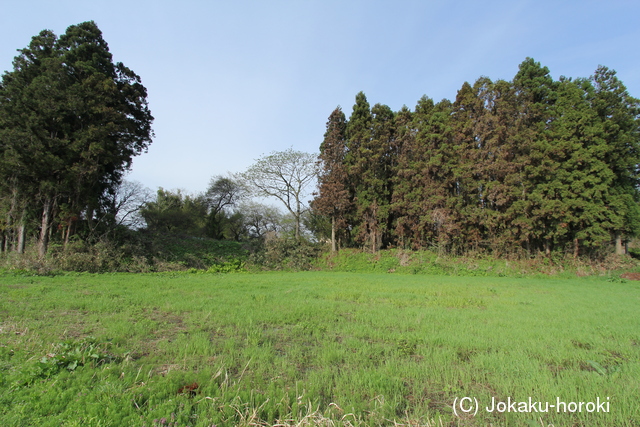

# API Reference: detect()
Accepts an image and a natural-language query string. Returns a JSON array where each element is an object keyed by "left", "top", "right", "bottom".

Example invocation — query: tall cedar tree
[
  {"left": 530, "top": 77, "right": 615, "bottom": 256},
  {"left": 368, "top": 103, "right": 397, "bottom": 250},
  {"left": 591, "top": 66, "right": 640, "bottom": 253},
  {"left": 344, "top": 94, "right": 399, "bottom": 251},
  {"left": 312, "top": 107, "right": 350, "bottom": 252},
  {"left": 392, "top": 97, "right": 455, "bottom": 250},
  {"left": 344, "top": 92, "right": 373, "bottom": 249},
  {"left": 513, "top": 58, "right": 558, "bottom": 254},
  {"left": 0, "top": 22, "right": 153, "bottom": 256},
  {"left": 449, "top": 80, "right": 488, "bottom": 252},
  {"left": 328, "top": 60, "right": 638, "bottom": 256},
  {"left": 391, "top": 104, "right": 418, "bottom": 248}
]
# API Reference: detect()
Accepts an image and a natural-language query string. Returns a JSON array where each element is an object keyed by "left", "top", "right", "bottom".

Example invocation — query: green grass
[{"left": 1, "top": 271, "right": 639, "bottom": 426}]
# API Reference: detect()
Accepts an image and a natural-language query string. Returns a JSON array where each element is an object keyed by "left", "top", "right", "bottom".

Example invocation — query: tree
[
  {"left": 140, "top": 188, "right": 207, "bottom": 236},
  {"left": 108, "top": 180, "right": 153, "bottom": 230},
  {"left": 449, "top": 80, "right": 488, "bottom": 252},
  {"left": 529, "top": 77, "right": 615, "bottom": 256},
  {"left": 512, "top": 58, "right": 558, "bottom": 254},
  {"left": 392, "top": 97, "right": 455, "bottom": 250},
  {"left": 312, "top": 107, "right": 350, "bottom": 251},
  {"left": 365, "top": 103, "right": 398, "bottom": 250},
  {"left": 344, "top": 92, "right": 374, "bottom": 249},
  {"left": 240, "top": 148, "right": 317, "bottom": 240},
  {"left": 0, "top": 22, "right": 153, "bottom": 256},
  {"left": 314, "top": 58, "right": 639, "bottom": 258},
  {"left": 238, "top": 202, "right": 284, "bottom": 239},
  {"left": 204, "top": 175, "right": 247, "bottom": 239},
  {"left": 590, "top": 66, "right": 640, "bottom": 253}
]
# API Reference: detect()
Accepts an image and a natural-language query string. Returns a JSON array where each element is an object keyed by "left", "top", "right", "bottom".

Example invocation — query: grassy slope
[{"left": 0, "top": 272, "right": 639, "bottom": 426}]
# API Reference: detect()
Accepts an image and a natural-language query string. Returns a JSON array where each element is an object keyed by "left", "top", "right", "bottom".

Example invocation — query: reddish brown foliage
[{"left": 177, "top": 382, "right": 199, "bottom": 396}]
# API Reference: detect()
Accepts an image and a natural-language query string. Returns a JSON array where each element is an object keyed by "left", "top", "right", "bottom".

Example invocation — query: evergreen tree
[
  {"left": 0, "top": 22, "right": 153, "bottom": 255},
  {"left": 591, "top": 66, "right": 640, "bottom": 253},
  {"left": 512, "top": 58, "right": 558, "bottom": 254},
  {"left": 392, "top": 97, "right": 454, "bottom": 250},
  {"left": 367, "top": 103, "right": 397, "bottom": 250},
  {"left": 449, "top": 80, "right": 488, "bottom": 252},
  {"left": 140, "top": 188, "right": 208, "bottom": 236},
  {"left": 312, "top": 107, "right": 350, "bottom": 251},
  {"left": 344, "top": 92, "right": 373, "bottom": 249},
  {"left": 391, "top": 104, "right": 418, "bottom": 247},
  {"left": 528, "top": 78, "right": 616, "bottom": 256},
  {"left": 320, "top": 58, "right": 638, "bottom": 258}
]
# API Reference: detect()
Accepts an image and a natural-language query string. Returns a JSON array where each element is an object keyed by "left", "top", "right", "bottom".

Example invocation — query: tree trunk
[
  {"left": 331, "top": 216, "right": 336, "bottom": 252},
  {"left": 370, "top": 221, "right": 377, "bottom": 253},
  {"left": 64, "top": 216, "right": 75, "bottom": 248},
  {"left": 294, "top": 207, "right": 301, "bottom": 241},
  {"left": 5, "top": 204, "right": 14, "bottom": 252},
  {"left": 573, "top": 238, "right": 579, "bottom": 259},
  {"left": 17, "top": 210, "right": 26, "bottom": 254},
  {"left": 85, "top": 206, "right": 95, "bottom": 239},
  {"left": 38, "top": 197, "right": 53, "bottom": 258},
  {"left": 3, "top": 228, "right": 9, "bottom": 253},
  {"left": 615, "top": 233, "right": 624, "bottom": 255}
]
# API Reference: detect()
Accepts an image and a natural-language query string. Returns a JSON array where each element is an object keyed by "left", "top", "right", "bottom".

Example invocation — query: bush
[
  {"left": 48, "top": 241, "right": 127, "bottom": 273},
  {"left": 249, "top": 238, "right": 323, "bottom": 271}
]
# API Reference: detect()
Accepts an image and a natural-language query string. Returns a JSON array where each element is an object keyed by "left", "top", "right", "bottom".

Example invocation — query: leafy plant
[
  {"left": 586, "top": 360, "right": 620, "bottom": 376},
  {"left": 20, "top": 337, "right": 124, "bottom": 385}
]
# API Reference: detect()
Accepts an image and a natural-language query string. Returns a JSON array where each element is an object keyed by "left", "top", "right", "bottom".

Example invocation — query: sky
[{"left": 1, "top": 0, "right": 639, "bottom": 196}]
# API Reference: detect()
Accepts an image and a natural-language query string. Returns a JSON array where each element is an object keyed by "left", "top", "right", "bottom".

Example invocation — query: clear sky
[{"left": 1, "top": 0, "right": 639, "bottom": 195}]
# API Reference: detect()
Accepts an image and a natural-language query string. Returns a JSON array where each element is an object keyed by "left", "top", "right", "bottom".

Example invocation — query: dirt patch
[
  {"left": 145, "top": 308, "right": 184, "bottom": 325},
  {"left": 620, "top": 272, "right": 640, "bottom": 280},
  {"left": 571, "top": 340, "right": 592, "bottom": 350},
  {"left": 579, "top": 361, "right": 599, "bottom": 372}
]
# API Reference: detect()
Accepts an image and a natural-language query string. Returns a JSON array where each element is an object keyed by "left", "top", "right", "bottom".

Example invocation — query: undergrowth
[
  {"left": 1, "top": 234, "right": 638, "bottom": 278},
  {"left": 315, "top": 248, "right": 640, "bottom": 278}
]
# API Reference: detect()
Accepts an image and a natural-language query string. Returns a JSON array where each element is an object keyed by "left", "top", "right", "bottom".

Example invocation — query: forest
[
  {"left": 315, "top": 58, "right": 640, "bottom": 258},
  {"left": 1, "top": 22, "right": 640, "bottom": 271}
]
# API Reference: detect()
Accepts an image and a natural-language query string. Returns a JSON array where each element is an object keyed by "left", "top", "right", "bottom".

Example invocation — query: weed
[{"left": 17, "top": 337, "right": 125, "bottom": 386}]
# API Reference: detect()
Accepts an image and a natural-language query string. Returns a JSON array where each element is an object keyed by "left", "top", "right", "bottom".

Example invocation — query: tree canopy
[
  {"left": 240, "top": 148, "right": 317, "bottom": 240},
  {"left": 313, "top": 58, "right": 640, "bottom": 256},
  {"left": 0, "top": 21, "right": 153, "bottom": 255}
]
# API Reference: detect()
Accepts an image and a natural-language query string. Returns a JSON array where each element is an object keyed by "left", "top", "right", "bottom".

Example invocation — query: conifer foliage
[
  {"left": 313, "top": 58, "right": 640, "bottom": 256},
  {"left": 0, "top": 22, "right": 153, "bottom": 255},
  {"left": 312, "top": 107, "right": 350, "bottom": 252}
]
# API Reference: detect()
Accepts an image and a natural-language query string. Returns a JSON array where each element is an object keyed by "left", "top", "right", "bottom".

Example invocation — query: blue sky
[{"left": 1, "top": 0, "right": 639, "bottom": 195}]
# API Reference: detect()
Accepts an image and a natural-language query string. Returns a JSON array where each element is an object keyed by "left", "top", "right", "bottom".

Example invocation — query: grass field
[{"left": 0, "top": 271, "right": 639, "bottom": 426}]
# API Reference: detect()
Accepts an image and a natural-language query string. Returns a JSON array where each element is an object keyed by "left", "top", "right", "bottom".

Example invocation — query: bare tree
[
  {"left": 240, "top": 149, "right": 317, "bottom": 240},
  {"left": 239, "top": 202, "right": 283, "bottom": 239},
  {"left": 111, "top": 180, "right": 153, "bottom": 229}
]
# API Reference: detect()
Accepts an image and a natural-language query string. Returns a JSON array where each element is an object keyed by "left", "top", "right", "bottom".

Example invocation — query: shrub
[{"left": 249, "top": 238, "right": 323, "bottom": 271}]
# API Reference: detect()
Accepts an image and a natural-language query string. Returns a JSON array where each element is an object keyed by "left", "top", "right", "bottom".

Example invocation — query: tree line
[
  {"left": 1, "top": 19, "right": 321, "bottom": 258},
  {"left": 0, "top": 22, "right": 153, "bottom": 256},
  {"left": 2, "top": 24, "right": 638, "bottom": 262},
  {"left": 312, "top": 58, "right": 640, "bottom": 257}
]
